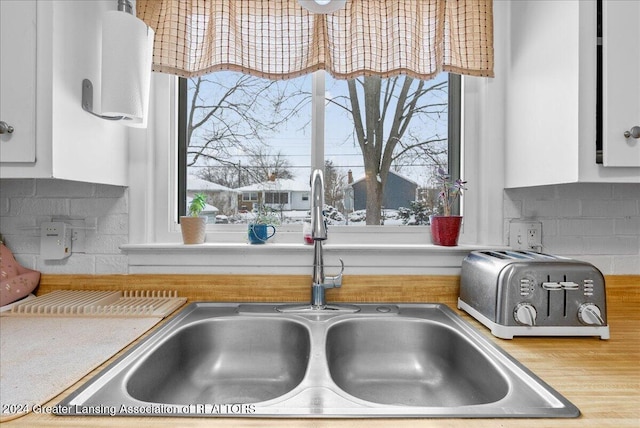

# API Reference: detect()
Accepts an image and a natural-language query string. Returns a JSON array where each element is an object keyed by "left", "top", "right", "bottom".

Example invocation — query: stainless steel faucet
[
  {"left": 277, "top": 169, "right": 356, "bottom": 313},
  {"left": 310, "top": 169, "right": 344, "bottom": 309}
]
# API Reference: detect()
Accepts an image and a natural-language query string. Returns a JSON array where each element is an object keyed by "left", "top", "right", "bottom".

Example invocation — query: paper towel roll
[{"left": 101, "top": 11, "right": 154, "bottom": 127}]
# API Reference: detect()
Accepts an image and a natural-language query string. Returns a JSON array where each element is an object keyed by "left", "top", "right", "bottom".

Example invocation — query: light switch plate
[{"left": 509, "top": 221, "right": 542, "bottom": 251}]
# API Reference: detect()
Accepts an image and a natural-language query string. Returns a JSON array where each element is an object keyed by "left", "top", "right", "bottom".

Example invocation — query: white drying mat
[{"left": 0, "top": 316, "right": 161, "bottom": 421}]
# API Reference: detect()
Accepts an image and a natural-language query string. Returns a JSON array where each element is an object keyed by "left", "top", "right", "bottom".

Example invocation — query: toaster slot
[{"left": 545, "top": 275, "right": 566, "bottom": 320}]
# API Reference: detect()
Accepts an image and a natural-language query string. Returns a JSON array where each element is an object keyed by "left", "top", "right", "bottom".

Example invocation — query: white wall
[
  {"left": 505, "top": 183, "right": 640, "bottom": 274},
  {"left": 1, "top": 179, "right": 638, "bottom": 275},
  {"left": 0, "top": 0, "right": 637, "bottom": 276},
  {"left": 0, "top": 179, "right": 129, "bottom": 273}
]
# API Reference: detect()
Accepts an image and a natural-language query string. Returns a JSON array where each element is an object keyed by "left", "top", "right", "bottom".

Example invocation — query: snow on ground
[{"left": 228, "top": 207, "right": 407, "bottom": 226}]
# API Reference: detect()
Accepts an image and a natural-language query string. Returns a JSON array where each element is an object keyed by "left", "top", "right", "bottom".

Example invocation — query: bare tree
[
  {"left": 187, "top": 71, "right": 447, "bottom": 226},
  {"left": 197, "top": 147, "right": 295, "bottom": 188},
  {"left": 245, "top": 147, "right": 295, "bottom": 183},
  {"left": 197, "top": 165, "right": 248, "bottom": 189},
  {"left": 329, "top": 76, "right": 448, "bottom": 225},
  {"left": 324, "top": 160, "right": 346, "bottom": 210},
  {"left": 186, "top": 74, "right": 308, "bottom": 171}
]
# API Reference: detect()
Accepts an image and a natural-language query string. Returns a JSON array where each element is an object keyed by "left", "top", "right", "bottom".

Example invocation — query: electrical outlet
[
  {"left": 527, "top": 227, "right": 539, "bottom": 248},
  {"left": 509, "top": 221, "right": 542, "bottom": 251}
]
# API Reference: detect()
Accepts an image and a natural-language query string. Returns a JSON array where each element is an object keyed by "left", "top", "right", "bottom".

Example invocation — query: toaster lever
[
  {"left": 560, "top": 281, "right": 579, "bottom": 290},
  {"left": 543, "top": 281, "right": 580, "bottom": 290},
  {"left": 542, "top": 281, "right": 562, "bottom": 290}
]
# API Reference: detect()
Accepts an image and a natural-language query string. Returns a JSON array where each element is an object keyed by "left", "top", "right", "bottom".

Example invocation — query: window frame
[
  {"left": 123, "top": 71, "right": 507, "bottom": 274},
  {"left": 177, "top": 71, "right": 462, "bottom": 231},
  {"left": 264, "top": 192, "right": 289, "bottom": 205},
  {"left": 242, "top": 192, "right": 259, "bottom": 202}
]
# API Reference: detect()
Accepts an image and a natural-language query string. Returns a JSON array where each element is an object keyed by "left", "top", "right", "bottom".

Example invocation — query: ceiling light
[{"left": 298, "top": 0, "right": 346, "bottom": 14}]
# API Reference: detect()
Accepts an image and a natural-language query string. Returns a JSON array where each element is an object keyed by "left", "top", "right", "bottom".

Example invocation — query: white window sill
[{"left": 120, "top": 242, "right": 508, "bottom": 275}]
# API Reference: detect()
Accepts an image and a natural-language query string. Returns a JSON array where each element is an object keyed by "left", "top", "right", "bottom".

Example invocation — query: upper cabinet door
[
  {"left": 0, "top": 0, "right": 37, "bottom": 163},
  {"left": 602, "top": 0, "right": 640, "bottom": 167}
]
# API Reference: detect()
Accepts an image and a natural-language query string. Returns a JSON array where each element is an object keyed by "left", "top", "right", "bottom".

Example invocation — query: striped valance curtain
[{"left": 137, "top": 0, "right": 494, "bottom": 80}]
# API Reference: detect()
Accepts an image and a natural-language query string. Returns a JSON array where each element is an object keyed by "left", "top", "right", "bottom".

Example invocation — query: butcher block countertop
[{"left": 3, "top": 274, "right": 639, "bottom": 428}]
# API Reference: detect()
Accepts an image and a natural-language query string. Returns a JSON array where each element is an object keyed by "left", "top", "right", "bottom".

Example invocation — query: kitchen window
[
  {"left": 124, "top": 68, "right": 503, "bottom": 274},
  {"left": 178, "top": 70, "right": 461, "bottom": 235},
  {"left": 124, "top": 0, "right": 501, "bottom": 273}
]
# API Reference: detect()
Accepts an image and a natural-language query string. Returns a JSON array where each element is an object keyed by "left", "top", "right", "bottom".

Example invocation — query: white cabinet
[
  {"left": 602, "top": 0, "right": 640, "bottom": 167},
  {"left": 0, "top": 0, "right": 37, "bottom": 162},
  {"left": 0, "top": 1, "right": 129, "bottom": 186},
  {"left": 503, "top": 0, "right": 639, "bottom": 187}
]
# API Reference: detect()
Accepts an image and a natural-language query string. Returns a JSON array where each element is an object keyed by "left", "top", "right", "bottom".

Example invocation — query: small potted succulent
[
  {"left": 430, "top": 168, "right": 467, "bottom": 246},
  {"left": 180, "top": 193, "right": 207, "bottom": 244}
]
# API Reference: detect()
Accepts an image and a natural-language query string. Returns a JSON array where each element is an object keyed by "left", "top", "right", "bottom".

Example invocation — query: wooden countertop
[{"left": 3, "top": 274, "right": 639, "bottom": 427}]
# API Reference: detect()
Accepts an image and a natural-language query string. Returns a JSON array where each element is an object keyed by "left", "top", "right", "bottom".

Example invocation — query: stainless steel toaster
[{"left": 458, "top": 250, "right": 609, "bottom": 339}]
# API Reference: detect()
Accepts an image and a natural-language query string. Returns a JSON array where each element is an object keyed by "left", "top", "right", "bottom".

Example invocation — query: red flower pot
[{"left": 429, "top": 215, "right": 463, "bottom": 246}]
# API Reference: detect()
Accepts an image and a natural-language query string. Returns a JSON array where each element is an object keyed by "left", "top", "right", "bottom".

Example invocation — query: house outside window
[
  {"left": 181, "top": 71, "right": 460, "bottom": 228},
  {"left": 242, "top": 192, "right": 258, "bottom": 202},
  {"left": 264, "top": 192, "right": 289, "bottom": 205}
]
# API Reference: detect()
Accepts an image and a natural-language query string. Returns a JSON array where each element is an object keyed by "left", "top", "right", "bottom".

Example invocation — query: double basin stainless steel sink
[{"left": 57, "top": 303, "right": 579, "bottom": 418}]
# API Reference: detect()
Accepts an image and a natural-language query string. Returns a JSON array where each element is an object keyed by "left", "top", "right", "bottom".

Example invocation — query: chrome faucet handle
[{"left": 324, "top": 259, "right": 344, "bottom": 288}]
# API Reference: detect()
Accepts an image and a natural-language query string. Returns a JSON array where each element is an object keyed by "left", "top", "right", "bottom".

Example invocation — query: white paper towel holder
[
  {"left": 81, "top": 0, "right": 153, "bottom": 126},
  {"left": 82, "top": 79, "right": 127, "bottom": 121}
]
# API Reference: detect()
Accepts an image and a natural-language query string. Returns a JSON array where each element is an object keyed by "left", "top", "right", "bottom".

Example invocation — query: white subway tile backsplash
[
  {"left": 583, "top": 236, "right": 638, "bottom": 255},
  {"left": 0, "top": 197, "right": 8, "bottom": 216},
  {"left": 505, "top": 183, "right": 640, "bottom": 274},
  {"left": 542, "top": 235, "right": 585, "bottom": 254},
  {"left": 581, "top": 200, "right": 638, "bottom": 218},
  {"left": 615, "top": 217, "right": 640, "bottom": 235},
  {"left": 97, "top": 214, "right": 128, "bottom": 235},
  {"left": 558, "top": 218, "right": 614, "bottom": 236},
  {"left": 70, "top": 197, "right": 127, "bottom": 217},
  {"left": 96, "top": 255, "right": 129, "bottom": 274},
  {"left": 0, "top": 178, "right": 128, "bottom": 274},
  {"left": 2, "top": 235, "right": 40, "bottom": 254},
  {"left": 38, "top": 254, "right": 96, "bottom": 274},
  {"left": 2, "top": 179, "right": 638, "bottom": 276},
  {"left": 503, "top": 196, "right": 522, "bottom": 218},
  {"left": 523, "top": 198, "right": 581, "bottom": 218},
  {"left": 10, "top": 198, "right": 70, "bottom": 217},
  {"left": 540, "top": 219, "right": 558, "bottom": 237},
  {"left": 0, "top": 215, "right": 36, "bottom": 235},
  {"left": 85, "top": 234, "right": 128, "bottom": 254},
  {"left": 612, "top": 255, "right": 640, "bottom": 273}
]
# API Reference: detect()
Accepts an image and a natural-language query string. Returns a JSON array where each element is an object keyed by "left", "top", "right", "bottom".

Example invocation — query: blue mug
[{"left": 248, "top": 224, "right": 276, "bottom": 244}]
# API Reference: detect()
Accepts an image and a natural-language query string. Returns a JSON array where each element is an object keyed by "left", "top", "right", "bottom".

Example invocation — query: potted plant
[
  {"left": 430, "top": 168, "right": 467, "bottom": 246},
  {"left": 180, "top": 193, "right": 207, "bottom": 244},
  {"left": 247, "top": 205, "right": 280, "bottom": 244}
]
